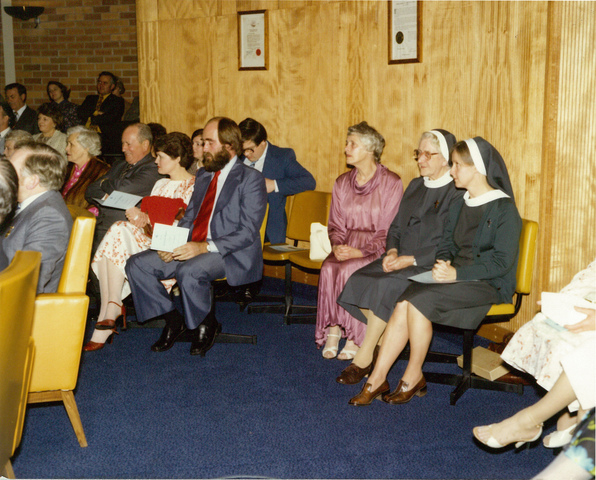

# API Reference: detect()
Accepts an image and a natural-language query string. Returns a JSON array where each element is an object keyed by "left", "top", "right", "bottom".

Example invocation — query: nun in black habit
[
  {"left": 348, "top": 136, "right": 522, "bottom": 406},
  {"left": 335, "top": 129, "right": 463, "bottom": 385}
]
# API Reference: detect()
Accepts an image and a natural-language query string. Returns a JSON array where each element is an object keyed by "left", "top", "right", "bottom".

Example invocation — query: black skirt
[
  {"left": 337, "top": 257, "right": 428, "bottom": 323},
  {"left": 399, "top": 280, "right": 499, "bottom": 329}
]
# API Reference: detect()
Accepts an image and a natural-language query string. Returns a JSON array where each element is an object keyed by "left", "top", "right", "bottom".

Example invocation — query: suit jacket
[
  {"left": 14, "top": 106, "right": 40, "bottom": 135},
  {"left": 85, "top": 153, "right": 163, "bottom": 249},
  {"left": 0, "top": 190, "right": 72, "bottom": 293},
  {"left": 260, "top": 143, "right": 315, "bottom": 244},
  {"left": 179, "top": 159, "right": 267, "bottom": 285},
  {"left": 78, "top": 93, "right": 125, "bottom": 155}
]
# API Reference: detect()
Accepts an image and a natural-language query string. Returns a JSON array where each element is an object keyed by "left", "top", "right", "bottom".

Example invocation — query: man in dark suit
[
  {"left": 86, "top": 123, "right": 163, "bottom": 252},
  {"left": 239, "top": 118, "right": 315, "bottom": 244},
  {"left": 78, "top": 71, "right": 125, "bottom": 156},
  {"left": 126, "top": 117, "right": 267, "bottom": 356},
  {"left": 4, "top": 83, "right": 39, "bottom": 135},
  {"left": 0, "top": 143, "right": 72, "bottom": 293}
]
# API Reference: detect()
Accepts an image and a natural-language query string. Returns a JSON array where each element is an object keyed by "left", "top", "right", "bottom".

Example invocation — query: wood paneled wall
[{"left": 136, "top": 0, "right": 595, "bottom": 331}]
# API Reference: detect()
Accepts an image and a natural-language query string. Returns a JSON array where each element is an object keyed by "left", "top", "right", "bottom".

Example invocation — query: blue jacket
[{"left": 260, "top": 143, "right": 315, "bottom": 243}]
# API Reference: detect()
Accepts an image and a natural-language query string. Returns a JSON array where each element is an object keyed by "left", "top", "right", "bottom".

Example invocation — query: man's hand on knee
[
  {"left": 158, "top": 250, "right": 174, "bottom": 263},
  {"left": 172, "top": 241, "right": 208, "bottom": 261}
]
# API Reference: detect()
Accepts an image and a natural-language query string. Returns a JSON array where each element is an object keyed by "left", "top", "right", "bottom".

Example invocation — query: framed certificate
[
  {"left": 388, "top": 1, "right": 422, "bottom": 64},
  {"left": 238, "top": 10, "right": 268, "bottom": 70}
]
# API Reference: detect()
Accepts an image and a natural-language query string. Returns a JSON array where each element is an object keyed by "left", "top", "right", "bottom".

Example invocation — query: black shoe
[
  {"left": 190, "top": 321, "right": 222, "bottom": 356},
  {"left": 151, "top": 310, "right": 186, "bottom": 352}
]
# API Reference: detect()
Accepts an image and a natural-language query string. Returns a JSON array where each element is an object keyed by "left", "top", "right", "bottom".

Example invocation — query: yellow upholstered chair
[
  {"left": 27, "top": 215, "right": 96, "bottom": 447},
  {"left": 67, "top": 204, "right": 96, "bottom": 219},
  {"left": 422, "top": 219, "right": 539, "bottom": 405},
  {"left": 247, "top": 191, "right": 332, "bottom": 323},
  {"left": 0, "top": 251, "right": 41, "bottom": 479}
]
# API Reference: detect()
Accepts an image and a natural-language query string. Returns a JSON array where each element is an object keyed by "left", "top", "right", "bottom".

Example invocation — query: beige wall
[{"left": 136, "top": 0, "right": 595, "bottom": 331}]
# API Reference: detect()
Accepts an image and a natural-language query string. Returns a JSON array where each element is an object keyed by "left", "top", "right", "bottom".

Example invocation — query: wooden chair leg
[
  {"left": 61, "top": 391, "right": 88, "bottom": 448},
  {"left": 2, "top": 459, "right": 15, "bottom": 479}
]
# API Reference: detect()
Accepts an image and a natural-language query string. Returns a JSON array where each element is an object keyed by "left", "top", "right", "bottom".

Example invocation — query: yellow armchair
[
  {"left": 0, "top": 251, "right": 41, "bottom": 479},
  {"left": 27, "top": 215, "right": 96, "bottom": 448}
]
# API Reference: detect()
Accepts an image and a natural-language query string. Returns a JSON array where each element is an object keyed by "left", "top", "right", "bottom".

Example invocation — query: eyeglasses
[
  {"left": 413, "top": 149, "right": 440, "bottom": 161},
  {"left": 243, "top": 148, "right": 255, "bottom": 156}
]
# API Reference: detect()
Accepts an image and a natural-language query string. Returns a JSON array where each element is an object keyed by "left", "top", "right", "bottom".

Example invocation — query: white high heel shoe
[
  {"left": 543, "top": 423, "right": 576, "bottom": 448},
  {"left": 473, "top": 423, "right": 543, "bottom": 449},
  {"left": 322, "top": 333, "right": 341, "bottom": 359}
]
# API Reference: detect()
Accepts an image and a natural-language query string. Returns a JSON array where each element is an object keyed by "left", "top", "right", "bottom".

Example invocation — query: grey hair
[
  {"left": 419, "top": 131, "right": 443, "bottom": 157},
  {"left": 67, "top": 126, "right": 101, "bottom": 157},
  {"left": 347, "top": 121, "right": 385, "bottom": 163},
  {"left": 129, "top": 123, "right": 153, "bottom": 145},
  {"left": 16, "top": 143, "right": 68, "bottom": 191},
  {"left": 5, "top": 129, "right": 33, "bottom": 145}
]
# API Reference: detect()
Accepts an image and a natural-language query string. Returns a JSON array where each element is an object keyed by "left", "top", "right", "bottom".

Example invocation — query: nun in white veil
[{"left": 347, "top": 136, "right": 522, "bottom": 406}]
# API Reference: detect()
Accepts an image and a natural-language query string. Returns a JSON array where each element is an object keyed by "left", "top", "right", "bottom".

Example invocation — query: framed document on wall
[
  {"left": 388, "top": 1, "right": 422, "bottom": 64},
  {"left": 238, "top": 10, "right": 268, "bottom": 70}
]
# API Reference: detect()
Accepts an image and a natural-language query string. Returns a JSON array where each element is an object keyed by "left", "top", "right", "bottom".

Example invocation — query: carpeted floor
[{"left": 12, "top": 278, "right": 557, "bottom": 479}]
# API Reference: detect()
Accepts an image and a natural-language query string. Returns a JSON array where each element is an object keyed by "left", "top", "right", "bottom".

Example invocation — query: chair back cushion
[
  {"left": 516, "top": 219, "right": 538, "bottom": 295},
  {"left": 58, "top": 216, "right": 96, "bottom": 294},
  {"left": 0, "top": 251, "right": 41, "bottom": 459},
  {"left": 286, "top": 191, "right": 332, "bottom": 242}
]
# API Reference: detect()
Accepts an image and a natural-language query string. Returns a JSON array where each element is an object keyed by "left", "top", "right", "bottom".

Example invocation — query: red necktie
[{"left": 191, "top": 171, "right": 220, "bottom": 242}]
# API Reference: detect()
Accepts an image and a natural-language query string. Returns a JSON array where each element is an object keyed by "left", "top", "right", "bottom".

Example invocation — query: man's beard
[{"left": 203, "top": 148, "right": 231, "bottom": 172}]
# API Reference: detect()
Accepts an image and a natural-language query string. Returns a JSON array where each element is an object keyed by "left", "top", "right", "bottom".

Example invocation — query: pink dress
[
  {"left": 91, "top": 177, "right": 195, "bottom": 300},
  {"left": 315, "top": 164, "right": 403, "bottom": 348}
]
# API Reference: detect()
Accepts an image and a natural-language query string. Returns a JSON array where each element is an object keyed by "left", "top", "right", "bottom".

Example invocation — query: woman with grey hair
[
  {"left": 316, "top": 122, "right": 403, "bottom": 360},
  {"left": 61, "top": 126, "right": 110, "bottom": 215},
  {"left": 3, "top": 130, "right": 33, "bottom": 160}
]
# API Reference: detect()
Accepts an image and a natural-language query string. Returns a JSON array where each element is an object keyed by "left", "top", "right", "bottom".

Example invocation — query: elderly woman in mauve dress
[
  {"left": 84, "top": 132, "right": 196, "bottom": 352},
  {"left": 316, "top": 122, "right": 403, "bottom": 361},
  {"left": 335, "top": 130, "right": 463, "bottom": 385}
]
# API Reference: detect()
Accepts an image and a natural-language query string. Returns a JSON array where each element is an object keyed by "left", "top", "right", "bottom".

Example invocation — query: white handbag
[{"left": 309, "top": 222, "right": 332, "bottom": 261}]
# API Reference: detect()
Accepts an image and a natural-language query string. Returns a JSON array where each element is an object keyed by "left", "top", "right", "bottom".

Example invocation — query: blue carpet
[{"left": 13, "top": 278, "right": 557, "bottom": 479}]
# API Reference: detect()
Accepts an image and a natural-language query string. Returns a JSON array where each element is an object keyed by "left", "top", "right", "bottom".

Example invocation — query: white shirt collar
[
  {"left": 0, "top": 127, "right": 10, "bottom": 138},
  {"left": 14, "top": 105, "right": 27, "bottom": 119},
  {"left": 464, "top": 189, "right": 510, "bottom": 207},
  {"left": 423, "top": 169, "right": 453, "bottom": 189},
  {"left": 17, "top": 190, "right": 48, "bottom": 214}
]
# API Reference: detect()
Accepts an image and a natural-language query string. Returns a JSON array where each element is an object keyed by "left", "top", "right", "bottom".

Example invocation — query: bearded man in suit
[
  {"left": 0, "top": 142, "right": 72, "bottom": 293},
  {"left": 126, "top": 117, "right": 267, "bottom": 357}
]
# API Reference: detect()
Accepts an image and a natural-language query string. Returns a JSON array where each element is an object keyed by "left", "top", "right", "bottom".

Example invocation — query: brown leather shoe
[
  {"left": 336, "top": 345, "right": 380, "bottom": 385},
  {"left": 348, "top": 380, "right": 390, "bottom": 406},
  {"left": 382, "top": 376, "right": 427, "bottom": 404}
]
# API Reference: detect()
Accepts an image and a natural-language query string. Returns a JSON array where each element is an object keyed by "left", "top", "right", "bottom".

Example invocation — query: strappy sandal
[{"left": 322, "top": 333, "right": 341, "bottom": 359}]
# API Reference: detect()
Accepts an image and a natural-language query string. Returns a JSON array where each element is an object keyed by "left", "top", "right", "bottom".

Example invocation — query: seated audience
[
  {"left": 125, "top": 117, "right": 267, "bottom": 357},
  {"left": 473, "top": 326, "right": 594, "bottom": 457},
  {"left": 61, "top": 126, "right": 110, "bottom": 216},
  {"left": 3, "top": 130, "right": 32, "bottom": 160},
  {"left": 85, "top": 123, "right": 163, "bottom": 253},
  {"left": 47, "top": 81, "right": 80, "bottom": 130},
  {"left": 188, "top": 128, "right": 204, "bottom": 175},
  {"left": 0, "top": 158, "right": 18, "bottom": 231},
  {"left": 0, "top": 100, "right": 16, "bottom": 155},
  {"left": 34, "top": 103, "right": 67, "bottom": 159},
  {"left": 348, "top": 137, "right": 521, "bottom": 406},
  {"left": 0, "top": 142, "right": 72, "bottom": 293},
  {"left": 499, "top": 259, "right": 596, "bottom": 447},
  {"left": 4, "top": 82, "right": 39, "bottom": 135},
  {"left": 84, "top": 132, "right": 196, "bottom": 351},
  {"left": 78, "top": 71, "right": 125, "bottom": 155},
  {"left": 317, "top": 122, "right": 403, "bottom": 360},
  {"left": 239, "top": 117, "right": 316, "bottom": 244},
  {"left": 335, "top": 130, "right": 462, "bottom": 383}
]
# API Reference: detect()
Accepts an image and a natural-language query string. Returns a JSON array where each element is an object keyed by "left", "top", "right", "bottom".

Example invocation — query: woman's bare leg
[
  {"left": 350, "top": 309, "right": 386, "bottom": 368},
  {"left": 474, "top": 372, "right": 577, "bottom": 447},
  {"left": 365, "top": 301, "right": 411, "bottom": 390},
  {"left": 400, "top": 302, "right": 433, "bottom": 386},
  {"left": 89, "top": 258, "right": 126, "bottom": 344}
]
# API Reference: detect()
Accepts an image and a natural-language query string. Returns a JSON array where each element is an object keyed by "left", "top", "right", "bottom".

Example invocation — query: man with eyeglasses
[{"left": 239, "top": 118, "right": 315, "bottom": 244}]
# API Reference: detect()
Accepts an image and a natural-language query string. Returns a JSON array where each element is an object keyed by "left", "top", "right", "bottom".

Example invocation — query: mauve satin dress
[{"left": 315, "top": 164, "right": 403, "bottom": 348}]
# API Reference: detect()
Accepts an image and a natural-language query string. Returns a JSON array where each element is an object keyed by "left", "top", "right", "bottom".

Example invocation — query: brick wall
[{"left": 0, "top": 0, "right": 138, "bottom": 111}]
